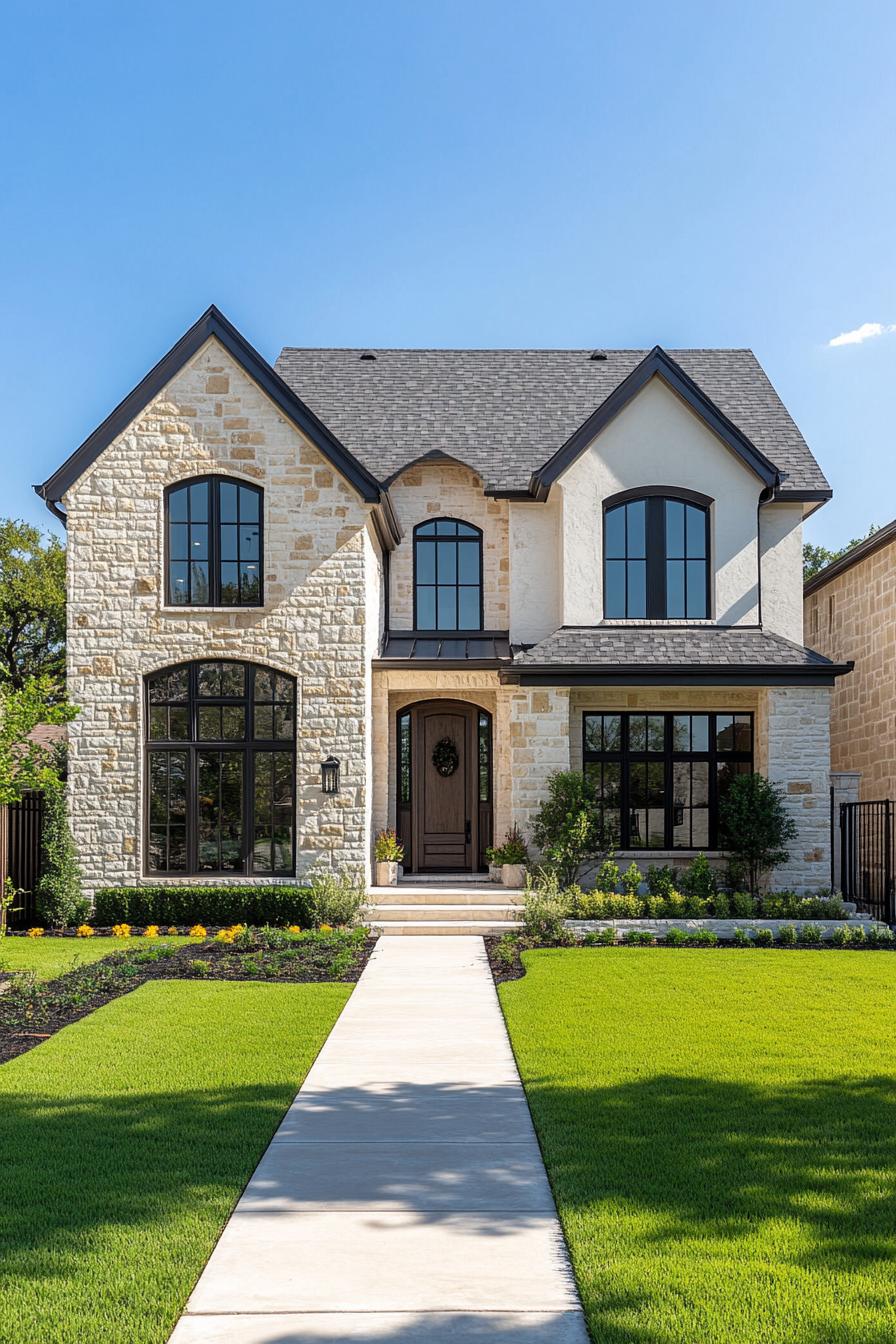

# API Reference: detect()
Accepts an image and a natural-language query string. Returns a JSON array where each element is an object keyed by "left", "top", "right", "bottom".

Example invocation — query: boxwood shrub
[{"left": 93, "top": 885, "right": 314, "bottom": 928}]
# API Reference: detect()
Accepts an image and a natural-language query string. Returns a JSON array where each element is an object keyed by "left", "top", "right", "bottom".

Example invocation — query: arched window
[
  {"left": 413, "top": 519, "right": 483, "bottom": 631},
  {"left": 604, "top": 491, "right": 710, "bottom": 619},
  {"left": 165, "top": 477, "right": 263, "bottom": 607},
  {"left": 145, "top": 660, "right": 295, "bottom": 875}
]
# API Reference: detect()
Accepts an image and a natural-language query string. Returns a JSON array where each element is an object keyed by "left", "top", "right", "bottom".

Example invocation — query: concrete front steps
[{"left": 367, "top": 879, "right": 525, "bottom": 936}]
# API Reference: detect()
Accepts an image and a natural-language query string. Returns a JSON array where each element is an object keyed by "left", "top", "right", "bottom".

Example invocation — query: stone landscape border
[{"left": 566, "top": 916, "right": 887, "bottom": 941}]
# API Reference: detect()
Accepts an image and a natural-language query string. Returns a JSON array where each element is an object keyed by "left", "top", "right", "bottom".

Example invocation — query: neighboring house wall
[
  {"left": 64, "top": 336, "right": 379, "bottom": 891},
  {"left": 387, "top": 462, "right": 509, "bottom": 628},
  {"left": 556, "top": 376, "right": 763, "bottom": 627},
  {"left": 805, "top": 534, "right": 896, "bottom": 801}
]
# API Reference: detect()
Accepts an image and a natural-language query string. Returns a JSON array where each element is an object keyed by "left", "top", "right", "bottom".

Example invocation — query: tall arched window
[
  {"left": 604, "top": 491, "right": 711, "bottom": 619},
  {"left": 166, "top": 476, "right": 263, "bottom": 607},
  {"left": 145, "top": 660, "right": 295, "bottom": 875},
  {"left": 413, "top": 519, "right": 483, "bottom": 630}
]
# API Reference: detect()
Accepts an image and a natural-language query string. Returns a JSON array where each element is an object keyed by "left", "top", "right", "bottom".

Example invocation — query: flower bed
[{"left": 0, "top": 926, "right": 375, "bottom": 1065}]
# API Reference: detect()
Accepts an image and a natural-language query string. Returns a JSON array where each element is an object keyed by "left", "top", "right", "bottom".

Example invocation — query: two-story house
[{"left": 36, "top": 307, "right": 850, "bottom": 896}]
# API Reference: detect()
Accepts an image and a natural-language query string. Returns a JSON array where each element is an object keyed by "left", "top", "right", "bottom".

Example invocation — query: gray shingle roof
[
  {"left": 274, "top": 347, "right": 830, "bottom": 496},
  {"left": 512, "top": 626, "right": 844, "bottom": 671}
]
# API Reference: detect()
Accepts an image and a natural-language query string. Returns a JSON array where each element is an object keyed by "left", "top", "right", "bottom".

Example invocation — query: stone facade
[
  {"left": 388, "top": 463, "right": 509, "bottom": 628},
  {"left": 805, "top": 531, "right": 896, "bottom": 801},
  {"left": 762, "top": 686, "right": 831, "bottom": 890},
  {"left": 64, "top": 337, "right": 379, "bottom": 891}
]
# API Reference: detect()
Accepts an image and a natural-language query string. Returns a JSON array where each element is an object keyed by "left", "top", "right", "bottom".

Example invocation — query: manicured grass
[
  {"left": 500, "top": 950, "right": 896, "bottom": 1344},
  {"left": 0, "top": 936, "right": 190, "bottom": 979},
  {"left": 0, "top": 979, "right": 350, "bottom": 1343}
]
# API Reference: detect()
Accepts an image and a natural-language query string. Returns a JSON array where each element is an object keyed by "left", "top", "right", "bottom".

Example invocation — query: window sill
[{"left": 160, "top": 605, "right": 266, "bottom": 615}]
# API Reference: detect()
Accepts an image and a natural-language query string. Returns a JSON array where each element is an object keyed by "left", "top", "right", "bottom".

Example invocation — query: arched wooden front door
[{"left": 397, "top": 700, "right": 492, "bottom": 874}]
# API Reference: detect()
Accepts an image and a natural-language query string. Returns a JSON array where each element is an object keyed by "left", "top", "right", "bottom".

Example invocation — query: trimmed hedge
[{"left": 93, "top": 885, "right": 314, "bottom": 928}]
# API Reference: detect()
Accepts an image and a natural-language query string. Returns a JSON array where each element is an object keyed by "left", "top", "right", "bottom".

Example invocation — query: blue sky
[{"left": 1, "top": 0, "right": 893, "bottom": 548}]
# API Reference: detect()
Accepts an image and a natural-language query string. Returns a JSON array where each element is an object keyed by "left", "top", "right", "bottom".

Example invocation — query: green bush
[
  {"left": 531, "top": 771, "right": 615, "bottom": 885},
  {"left": 620, "top": 862, "right": 644, "bottom": 896},
  {"left": 867, "top": 925, "right": 895, "bottom": 949},
  {"left": 712, "top": 891, "right": 731, "bottom": 918},
  {"left": 582, "top": 927, "right": 616, "bottom": 946},
  {"left": 594, "top": 856, "right": 621, "bottom": 892},
  {"left": 733, "top": 926, "right": 752, "bottom": 946},
  {"left": 307, "top": 868, "right": 366, "bottom": 927},
  {"left": 680, "top": 852, "right": 717, "bottom": 903},
  {"left": 718, "top": 773, "right": 797, "bottom": 895},
  {"left": 491, "top": 825, "right": 529, "bottom": 866},
  {"left": 93, "top": 884, "right": 314, "bottom": 928},
  {"left": 830, "top": 923, "right": 851, "bottom": 947},
  {"left": 646, "top": 865, "right": 677, "bottom": 897},
  {"left": 682, "top": 893, "right": 709, "bottom": 918},
  {"left": 494, "top": 932, "right": 520, "bottom": 968},
  {"left": 848, "top": 924, "right": 867, "bottom": 947},
  {"left": 777, "top": 924, "right": 797, "bottom": 946},
  {"left": 731, "top": 891, "right": 757, "bottom": 917},
  {"left": 521, "top": 872, "right": 574, "bottom": 944},
  {"left": 575, "top": 891, "right": 641, "bottom": 920},
  {"left": 664, "top": 927, "right": 687, "bottom": 947},
  {"left": 623, "top": 929, "right": 653, "bottom": 946},
  {"left": 685, "top": 929, "right": 718, "bottom": 947},
  {"left": 797, "top": 923, "right": 822, "bottom": 945},
  {"left": 36, "top": 783, "right": 89, "bottom": 928},
  {"left": 755, "top": 927, "right": 774, "bottom": 947}
]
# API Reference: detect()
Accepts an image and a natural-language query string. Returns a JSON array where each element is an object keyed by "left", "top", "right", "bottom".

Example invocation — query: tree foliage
[
  {"left": 36, "top": 776, "right": 87, "bottom": 928},
  {"left": 0, "top": 677, "right": 77, "bottom": 805},
  {"left": 0, "top": 519, "right": 66, "bottom": 695},
  {"left": 803, "top": 523, "right": 879, "bottom": 581},
  {"left": 718, "top": 772, "right": 797, "bottom": 895}
]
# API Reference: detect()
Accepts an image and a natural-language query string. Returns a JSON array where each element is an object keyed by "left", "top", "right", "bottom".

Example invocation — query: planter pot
[
  {"left": 488, "top": 864, "right": 501, "bottom": 883},
  {"left": 375, "top": 860, "right": 399, "bottom": 886},
  {"left": 501, "top": 863, "right": 526, "bottom": 888}
]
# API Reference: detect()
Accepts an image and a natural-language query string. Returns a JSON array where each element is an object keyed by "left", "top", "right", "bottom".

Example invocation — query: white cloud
[{"left": 828, "top": 321, "right": 896, "bottom": 348}]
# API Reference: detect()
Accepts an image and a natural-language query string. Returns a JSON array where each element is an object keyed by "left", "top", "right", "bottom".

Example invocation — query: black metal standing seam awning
[{"left": 375, "top": 631, "right": 513, "bottom": 668}]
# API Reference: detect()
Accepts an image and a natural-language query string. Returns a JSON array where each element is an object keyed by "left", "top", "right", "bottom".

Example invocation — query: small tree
[
  {"left": 718, "top": 772, "right": 797, "bottom": 895},
  {"left": 36, "top": 779, "right": 87, "bottom": 928},
  {"left": 0, "top": 676, "right": 76, "bottom": 805},
  {"left": 531, "top": 770, "right": 615, "bottom": 887}
]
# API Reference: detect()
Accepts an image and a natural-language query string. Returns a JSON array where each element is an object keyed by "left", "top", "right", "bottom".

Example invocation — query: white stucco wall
[
  {"left": 556, "top": 376, "right": 764, "bottom": 627},
  {"left": 759, "top": 502, "right": 804, "bottom": 643},
  {"left": 508, "top": 497, "right": 562, "bottom": 643}
]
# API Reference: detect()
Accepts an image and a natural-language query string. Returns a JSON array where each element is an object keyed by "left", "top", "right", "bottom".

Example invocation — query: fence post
[{"left": 830, "top": 771, "right": 861, "bottom": 896}]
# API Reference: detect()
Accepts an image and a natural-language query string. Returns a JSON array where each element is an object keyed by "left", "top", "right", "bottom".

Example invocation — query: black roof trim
[
  {"left": 804, "top": 518, "right": 896, "bottom": 596},
  {"left": 35, "top": 305, "right": 384, "bottom": 510},
  {"left": 503, "top": 662, "right": 853, "bottom": 687},
  {"left": 530, "top": 346, "right": 779, "bottom": 497}
]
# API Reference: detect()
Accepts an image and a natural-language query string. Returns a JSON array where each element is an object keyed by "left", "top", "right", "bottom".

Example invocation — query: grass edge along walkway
[
  {"left": 499, "top": 947, "right": 896, "bottom": 1344},
  {"left": 0, "top": 978, "right": 351, "bottom": 1344}
]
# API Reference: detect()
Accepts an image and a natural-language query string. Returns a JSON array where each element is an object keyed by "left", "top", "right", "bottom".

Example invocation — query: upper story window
[
  {"left": 604, "top": 491, "right": 710, "bottom": 620},
  {"left": 166, "top": 477, "right": 263, "bottom": 607},
  {"left": 413, "top": 519, "right": 483, "bottom": 630}
]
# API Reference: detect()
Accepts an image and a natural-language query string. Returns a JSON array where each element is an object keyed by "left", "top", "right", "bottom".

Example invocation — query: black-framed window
[
  {"left": 146, "top": 660, "right": 295, "bottom": 875},
  {"left": 583, "top": 710, "right": 752, "bottom": 850},
  {"left": 413, "top": 519, "right": 483, "bottom": 631},
  {"left": 166, "top": 477, "right": 263, "bottom": 607},
  {"left": 604, "top": 493, "right": 710, "bottom": 619}
]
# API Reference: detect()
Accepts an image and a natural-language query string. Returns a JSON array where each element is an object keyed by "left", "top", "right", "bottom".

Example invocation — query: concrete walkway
[{"left": 170, "top": 936, "right": 587, "bottom": 1343}]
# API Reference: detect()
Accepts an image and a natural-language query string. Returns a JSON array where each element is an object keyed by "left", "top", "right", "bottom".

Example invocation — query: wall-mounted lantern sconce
[{"left": 320, "top": 756, "right": 340, "bottom": 794}]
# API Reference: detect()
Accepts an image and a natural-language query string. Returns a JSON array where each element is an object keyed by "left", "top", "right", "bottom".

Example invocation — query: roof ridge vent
[
  {"left": 359, "top": 350, "right": 377, "bottom": 361},
  {"left": 589, "top": 349, "right": 608, "bottom": 361}
]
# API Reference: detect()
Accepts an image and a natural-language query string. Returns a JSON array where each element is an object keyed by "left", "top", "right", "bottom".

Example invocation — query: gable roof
[
  {"left": 275, "top": 346, "right": 831, "bottom": 500},
  {"left": 35, "top": 306, "right": 385, "bottom": 516}
]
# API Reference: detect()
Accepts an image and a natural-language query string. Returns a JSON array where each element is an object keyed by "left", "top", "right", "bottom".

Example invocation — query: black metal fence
[
  {"left": 840, "top": 800, "right": 894, "bottom": 924},
  {"left": 2, "top": 791, "right": 44, "bottom": 929}
]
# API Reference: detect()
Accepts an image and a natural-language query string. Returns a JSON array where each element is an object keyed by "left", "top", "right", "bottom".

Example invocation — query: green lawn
[
  {"left": 0, "top": 979, "right": 350, "bottom": 1344},
  {"left": 0, "top": 936, "right": 191, "bottom": 979},
  {"left": 500, "top": 949, "right": 896, "bottom": 1344}
]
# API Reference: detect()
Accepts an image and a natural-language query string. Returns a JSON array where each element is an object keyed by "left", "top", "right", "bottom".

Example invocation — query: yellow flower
[
  {"left": 215, "top": 928, "right": 235, "bottom": 943},
  {"left": 319, "top": 923, "right": 333, "bottom": 933},
  {"left": 76, "top": 924, "right": 95, "bottom": 938},
  {"left": 144, "top": 925, "right": 159, "bottom": 938},
  {"left": 166, "top": 926, "right": 178, "bottom": 936},
  {"left": 26, "top": 927, "right": 44, "bottom": 938},
  {"left": 189, "top": 924, "right": 207, "bottom": 938},
  {"left": 287, "top": 924, "right": 302, "bottom": 934},
  {"left": 229, "top": 923, "right": 245, "bottom": 934},
  {"left": 112, "top": 923, "right": 131, "bottom": 938}
]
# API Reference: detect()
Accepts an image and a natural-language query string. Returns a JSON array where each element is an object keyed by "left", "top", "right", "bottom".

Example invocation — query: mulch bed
[
  {"left": 485, "top": 934, "right": 527, "bottom": 984},
  {"left": 0, "top": 935, "right": 377, "bottom": 1066}
]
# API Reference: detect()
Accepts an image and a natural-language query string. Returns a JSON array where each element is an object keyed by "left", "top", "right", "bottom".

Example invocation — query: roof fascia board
[
  {"left": 530, "top": 347, "right": 779, "bottom": 498},
  {"left": 35, "top": 305, "right": 384, "bottom": 510},
  {"left": 503, "top": 661, "right": 853, "bottom": 687}
]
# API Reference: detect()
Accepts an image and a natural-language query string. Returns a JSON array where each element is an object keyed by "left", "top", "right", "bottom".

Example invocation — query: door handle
[{"left": 465, "top": 819, "right": 472, "bottom": 842}]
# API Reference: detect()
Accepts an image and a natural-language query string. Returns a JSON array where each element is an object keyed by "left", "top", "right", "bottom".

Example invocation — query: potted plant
[
  {"left": 494, "top": 825, "right": 529, "bottom": 888},
  {"left": 374, "top": 829, "right": 404, "bottom": 886},
  {"left": 485, "top": 846, "right": 502, "bottom": 883}
]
